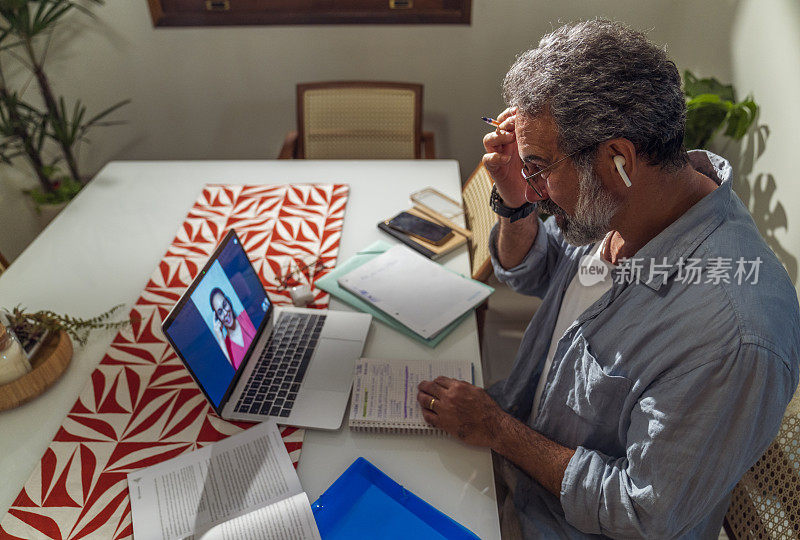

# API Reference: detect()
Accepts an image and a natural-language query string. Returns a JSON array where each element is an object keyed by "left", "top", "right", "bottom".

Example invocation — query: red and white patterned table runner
[{"left": 0, "top": 184, "right": 349, "bottom": 540}]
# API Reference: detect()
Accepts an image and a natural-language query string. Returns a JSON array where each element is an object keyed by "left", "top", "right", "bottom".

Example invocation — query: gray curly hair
[{"left": 503, "top": 19, "right": 688, "bottom": 171}]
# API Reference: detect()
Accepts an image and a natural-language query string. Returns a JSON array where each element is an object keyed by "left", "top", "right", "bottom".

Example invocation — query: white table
[{"left": 0, "top": 160, "right": 500, "bottom": 539}]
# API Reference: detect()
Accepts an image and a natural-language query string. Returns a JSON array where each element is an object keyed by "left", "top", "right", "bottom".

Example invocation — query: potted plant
[
  {"left": 683, "top": 70, "right": 758, "bottom": 152},
  {"left": 0, "top": 304, "right": 128, "bottom": 409},
  {"left": 0, "top": 0, "right": 129, "bottom": 223},
  {"left": 1, "top": 304, "right": 129, "bottom": 357}
]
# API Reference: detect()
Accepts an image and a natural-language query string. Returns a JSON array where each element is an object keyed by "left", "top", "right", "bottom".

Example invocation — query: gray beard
[{"left": 538, "top": 162, "right": 621, "bottom": 246}]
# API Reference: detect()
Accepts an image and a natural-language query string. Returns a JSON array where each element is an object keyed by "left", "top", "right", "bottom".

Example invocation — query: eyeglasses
[
  {"left": 214, "top": 301, "right": 231, "bottom": 319},
  {"left": 520, "top": 147, "right": 586, "bottom": 198}
]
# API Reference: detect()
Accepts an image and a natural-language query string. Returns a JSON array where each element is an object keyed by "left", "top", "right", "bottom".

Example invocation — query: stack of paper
[
  {"left": 316, "top": 241, "right": 460, "bottom": 348},
  {"left": 127, "top": 421, "right": 320, "bottom": 540},
  {"left": 336, "top": 245, "right": 492, "bottom": 340}
]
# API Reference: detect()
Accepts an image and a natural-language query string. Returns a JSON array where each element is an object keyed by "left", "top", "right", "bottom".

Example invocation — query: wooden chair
[
  {"left": 724, "top": 389, "right": 800, "bottom": 538},
  {"left": 279, "top": 81, "right": 435, "bottom": 160},
  {"left": 462, "top": 162, "right": 497, "bottom": 348},
  {"left": 462, "top": 162, "right": 495, "bottom": 283}
]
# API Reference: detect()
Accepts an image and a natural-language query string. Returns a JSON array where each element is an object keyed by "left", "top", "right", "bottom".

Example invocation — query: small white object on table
[{"left": 0, "top": 160, "right": 500, "bottom": 539}]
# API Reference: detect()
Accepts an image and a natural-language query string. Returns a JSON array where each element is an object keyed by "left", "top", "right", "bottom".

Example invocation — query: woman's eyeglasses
[{"left": 214, "top": 302, "right": 231, "bottom": 319}]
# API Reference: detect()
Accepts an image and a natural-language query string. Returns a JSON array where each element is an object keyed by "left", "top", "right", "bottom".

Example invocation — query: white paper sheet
[
  {"left": 127, "top": 420, "right": 319, "bottom": 540},
  {"left": 194, "top": 493, "right": 320, "bottom": 540},
  {"left": 337, "top": 244, "right": 492, "bottom": 339}
]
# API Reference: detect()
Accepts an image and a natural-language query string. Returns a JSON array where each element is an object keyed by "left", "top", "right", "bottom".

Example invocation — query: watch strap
[{"left": 489, "top": 185, "right": 537, "bottom": 223}]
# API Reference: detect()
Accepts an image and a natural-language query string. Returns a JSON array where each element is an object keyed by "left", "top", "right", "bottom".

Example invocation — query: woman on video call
[{"left": 209, "top": 287, "right": 256, "bottom": 369}]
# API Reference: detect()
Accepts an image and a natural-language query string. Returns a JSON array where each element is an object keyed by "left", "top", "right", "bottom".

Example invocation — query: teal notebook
[{"left": 316, "top": 241, "right": 489, "bottom": 347}]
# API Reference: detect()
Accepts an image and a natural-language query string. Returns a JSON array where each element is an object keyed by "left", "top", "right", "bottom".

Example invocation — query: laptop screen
[{"left": 163, "top": 230, "right": 270, "bottom": 409}]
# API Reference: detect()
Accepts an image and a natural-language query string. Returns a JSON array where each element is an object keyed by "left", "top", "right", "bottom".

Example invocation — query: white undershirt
[{"left": 530, "top": 233, "right": 616, "bottom": 419}]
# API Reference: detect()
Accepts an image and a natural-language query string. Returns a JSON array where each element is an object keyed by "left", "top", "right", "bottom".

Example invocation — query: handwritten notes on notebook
[
  {"left": 337, "top": 245, "right": 492, "bottom": 339},
  {"left": 349, "top": 357, "right": 474, "bottom": 434},
  {"left": 127, "top": 421, "right": 320, "bottom": 540}
]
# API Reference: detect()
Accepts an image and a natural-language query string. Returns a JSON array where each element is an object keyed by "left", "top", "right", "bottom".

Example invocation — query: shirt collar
[{"left": 620, "top": 150, "right": 734, "bottom": 291}]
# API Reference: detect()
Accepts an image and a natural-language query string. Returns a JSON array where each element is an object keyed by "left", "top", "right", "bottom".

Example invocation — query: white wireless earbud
[{"left": 613, "top": 155, "right": 632, "bottom": 187}]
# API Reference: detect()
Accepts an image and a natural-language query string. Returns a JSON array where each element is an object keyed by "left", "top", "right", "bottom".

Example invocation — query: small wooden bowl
[{"left": 0, "top": 331, "right": 73, "bottom": 411}]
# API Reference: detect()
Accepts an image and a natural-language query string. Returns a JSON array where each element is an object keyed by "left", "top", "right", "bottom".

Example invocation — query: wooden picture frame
[{"left": 147, "top": 0, "right": 472, "bottom": 27}]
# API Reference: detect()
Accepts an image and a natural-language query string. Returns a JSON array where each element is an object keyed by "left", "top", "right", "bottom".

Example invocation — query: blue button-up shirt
[{"left": 488, "top": 150, "right": 800, "bottom": 538}]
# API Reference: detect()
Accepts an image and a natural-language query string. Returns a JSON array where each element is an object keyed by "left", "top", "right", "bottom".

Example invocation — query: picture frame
[{"left": 147, "top": 0, "right": 472, "bottom": 27}]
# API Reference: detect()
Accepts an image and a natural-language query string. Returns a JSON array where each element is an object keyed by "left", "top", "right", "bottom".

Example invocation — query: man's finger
[
  {"left": 483, "top": 130, "right": 515, "bottom": 152},
  {"left": 416, "top": 389, "right": 437, "bottom": 411},
  {"left": 497, "top": 114, "right": 516, "bottom": 133},
  {"left": 484, "top": 128, "right": 515, "bottom": 144},
  {"left": 417, "top": 380, "right": 440, "bottom": 398},
  {"left": 496, "top": 106, "right": 518, "bottom": 123},
  {"left": 434, "top": 376, "right": 453, "bottom": 389},
  {"left": 421, "top": 408, "right": 438, "bottom": 426},
  {"left": 483, "top": 153, "right": 513, "bottom": 172}
]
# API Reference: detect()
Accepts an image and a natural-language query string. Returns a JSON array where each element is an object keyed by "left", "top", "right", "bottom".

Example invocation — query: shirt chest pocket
[{"left": 559, "top": 338, "right": 633, "bottom": 452}]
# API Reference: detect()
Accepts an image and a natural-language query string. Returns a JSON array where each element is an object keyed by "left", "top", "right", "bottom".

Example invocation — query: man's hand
[
  {"left": 418, "top": 375, "right": 575, "bottom": 497},
  {"left": 482, "top": 107, "right": 527, "bottom": 208},
  {"left": 416, "top": 376, "right": 506, "bottom": 447}
]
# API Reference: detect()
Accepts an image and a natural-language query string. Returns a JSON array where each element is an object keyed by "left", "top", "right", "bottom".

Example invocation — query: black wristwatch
[{"left": 489, "top": 185, "right": 537, "bottom": 222}]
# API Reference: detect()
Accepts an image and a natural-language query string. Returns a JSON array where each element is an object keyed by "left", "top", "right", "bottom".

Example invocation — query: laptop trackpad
[{"left": 303, "top": 338, "right": 360, "bottom": 391}]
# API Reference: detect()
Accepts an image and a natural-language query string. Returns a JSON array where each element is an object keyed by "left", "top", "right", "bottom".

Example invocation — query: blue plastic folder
[
  {"left": 316, "top": 241, "right": 483, "bottom": 347},
  {"left": 311, "top": 457, "right": 480, "bottom": 539}
]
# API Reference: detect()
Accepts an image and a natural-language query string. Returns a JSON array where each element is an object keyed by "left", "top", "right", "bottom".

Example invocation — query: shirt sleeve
[
  {"left": 489, "top": 215, "right": 568, "bottom": 297},
  {"left": 560, "top": 342, "right": 797, "bottom": 538}
]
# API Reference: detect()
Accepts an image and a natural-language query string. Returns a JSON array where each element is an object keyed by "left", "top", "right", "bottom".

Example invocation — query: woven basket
[{"left": 0, "top": 330, "right": 73, "bottom": 411}]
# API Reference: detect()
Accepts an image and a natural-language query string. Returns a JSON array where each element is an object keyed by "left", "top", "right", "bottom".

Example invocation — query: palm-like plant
[{"left": 0, "top": 0, "right": 128, "bottom": 202}]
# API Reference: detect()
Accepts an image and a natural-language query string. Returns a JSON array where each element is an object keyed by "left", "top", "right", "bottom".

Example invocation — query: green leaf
[
  {"left": 32, "top": 2, "right": 73, "bottom": 36},
  {"left": 683, "top": 70, "right": 735, "bottom": 101},
  {"left": 723, "top": 97, "right": 758, "bottom": 140},
  {"left": 684, "top": 99, "right": 729, "bottom": 149},
  {"left": 83, "top": 98, "right": 129, "bottom": 127},
  {"left": 686, "top": 93, "right": 731, "bottom": 110}
]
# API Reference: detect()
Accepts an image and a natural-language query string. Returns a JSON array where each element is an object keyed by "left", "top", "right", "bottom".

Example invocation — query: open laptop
[{"left": 161, "top": 229, "right": 371, "bottom": 430}]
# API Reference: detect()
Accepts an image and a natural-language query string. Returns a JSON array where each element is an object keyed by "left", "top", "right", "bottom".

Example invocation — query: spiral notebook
[{"left": 348, "top": 357, "right": 474, "bottom": 434}]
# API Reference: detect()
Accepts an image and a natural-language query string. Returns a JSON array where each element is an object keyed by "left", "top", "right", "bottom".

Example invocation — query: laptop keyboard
[{"left": 234, "top": 312, "right": 326, "bottom": 418}]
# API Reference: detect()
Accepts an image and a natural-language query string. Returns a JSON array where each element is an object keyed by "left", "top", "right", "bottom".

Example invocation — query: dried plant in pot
[
  {"left": 1, "top": 304, "right": 128, "bottom": 352},
  {"left": 0, "top": 304, "right": 129, "bottom": 410}
]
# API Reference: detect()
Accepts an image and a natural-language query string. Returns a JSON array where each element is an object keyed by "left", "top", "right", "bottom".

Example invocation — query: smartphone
[
  {"left": 410, "top": 188, "right": 464, "bottom": 221},
  {"left": 387, "top": 212, "right": 454, "bottom": 245}
]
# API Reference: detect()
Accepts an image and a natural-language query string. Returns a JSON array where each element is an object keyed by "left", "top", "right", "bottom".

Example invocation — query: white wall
[
  {"left": 730, "top": 0, "right": 800, "bottom": 293},
  {"left": 0, "top": 0, "right": 752, "bottom": 264}
]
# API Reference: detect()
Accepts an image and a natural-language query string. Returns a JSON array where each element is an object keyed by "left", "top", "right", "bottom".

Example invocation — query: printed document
[{"left": 127, "top": 420, "right": 320, "bottom": 540}]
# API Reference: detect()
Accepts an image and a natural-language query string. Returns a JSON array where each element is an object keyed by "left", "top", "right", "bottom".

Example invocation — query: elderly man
[{"left": 416, "top": 19, "right": 800, "bottom": 538}]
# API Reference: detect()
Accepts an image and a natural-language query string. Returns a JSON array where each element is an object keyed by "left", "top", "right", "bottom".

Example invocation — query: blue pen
[{"left": 481, "top": 116, "right": 501, "bottom": 128}]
